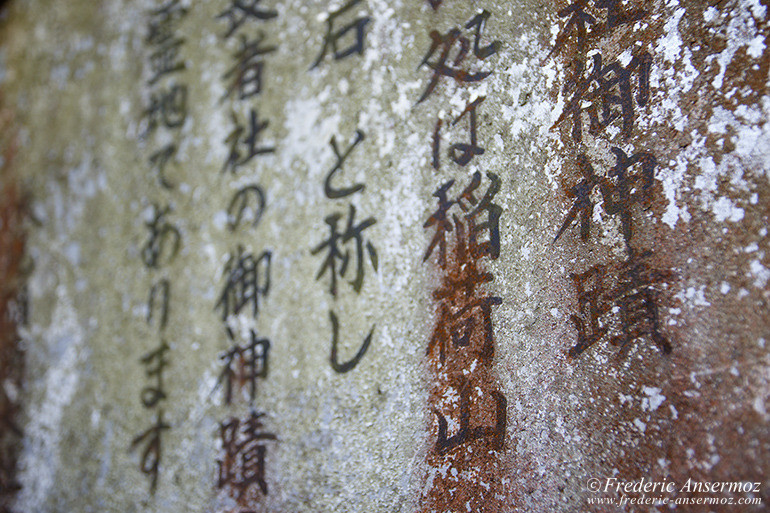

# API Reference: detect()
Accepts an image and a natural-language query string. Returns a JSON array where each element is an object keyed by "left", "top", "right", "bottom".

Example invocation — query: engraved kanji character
[
  {"left": 455, "top": 170, "right": 501, "bottom": 260},
  {"left": 417, "top": 10, "right": 500, "bottom": 103},
  {"left": 424, "top": 172, "right": 501, "bottom": 269},
  {"left": 554, "top": 153, "right": 611, "bottom": 242},
  {"left": 216, "top": 245, "right": 271, "bottom": 321},
  {"left": 310, "top": 0, "right": 371, "bottom": 69},
  {"left": 567, "top": 265, "right": 609, "bottom": 357},
  {"left": 544, "top": 0, "right": 596, "bottom": 61},
  {"left": 434, "top": 377, "right": 506, "bottom": 454},
  {"left": 608, "top": 250, "right": 675, "bottom": 354},
  {"left": 146, "top": 0, "right": 187, "bottom": 47},
  {"left": 144, "top": 84, "right": 187, "bottom": 133},
  {"left": 431, "top": 217, "right": 494, "bottom": 301},
  {"left": 223, "top": 109, "right": 275, "bottom": 173},
  {"left": 217, "top": 0, "right": 277, "bottom": 39},
  {"left": 428, "top": 295, "right": 501, "bottom": 362},
  {"left": 223, "top": 33, "right": 277, "bottom": 100},
  {"left": 602, "top": 147, "right": 656, "bottom": 246},
  {"left": 553, "top": 51, "right": 651, "bottom": 142},
  {"left": 217, "top": 328, "right": 271, "bottom": 404},
  {"left": 423, "top": 180, "right": 456, "bottom": 268},
  {"left": 311, "top": 204, "right": 377, "bottom": 297},
  {"left": 217, "top": 411, "right": 277, "bottom": 497},
  {"left": 595, "top": 0, "right": 647, "bottom": 30},
  {"left": 148, "top": 38, "right": 185, "bottom": 85}
]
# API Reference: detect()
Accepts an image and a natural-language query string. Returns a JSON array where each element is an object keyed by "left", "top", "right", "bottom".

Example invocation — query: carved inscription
[
  {"left": 212, "top": 3, "right": 278, "bottom": 510},
  {"left": 546, "top": 1, "right": 677, "bottom": 361},
  {"left": 311, "top": 131, "right": 377, "bottom": 372},
  {"left": 131, "top": 0, "right": 189, "bottom": 492},
  {"left": 309, "top": 6, "right": 376, "bottom": 374},
  {"left": 417, "top": 9, "right": 508, "bottom": 512}
]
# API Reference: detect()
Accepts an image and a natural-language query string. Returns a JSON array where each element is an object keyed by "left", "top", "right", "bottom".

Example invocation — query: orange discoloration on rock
[
  {"left": 0, "top": 95, "right": 24, "bottom": 513},
  {"left": 420, "top": 204, "right": 511, "bottom": 512},
  {"left": 542, "top": 0, "right": 770, "bottom": 510}
]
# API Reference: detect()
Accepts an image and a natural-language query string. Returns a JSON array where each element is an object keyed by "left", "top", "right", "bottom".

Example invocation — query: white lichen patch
[
  {"left": 705, "top": 0, "right": 767, "bottom": 90},
  {"left": 641, "top": 386, "right": 666, "bottom": 412},
  {"left": 646, "top": 0, "right": 769, "bottom": 230},
  {"left": 15, "top": 286, "right": 87, "bottom": 510}
]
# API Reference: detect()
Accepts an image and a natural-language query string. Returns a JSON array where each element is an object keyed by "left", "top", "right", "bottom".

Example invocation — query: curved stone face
[{"left": 0, "top": 0, "right": 768, "bottom": 512}]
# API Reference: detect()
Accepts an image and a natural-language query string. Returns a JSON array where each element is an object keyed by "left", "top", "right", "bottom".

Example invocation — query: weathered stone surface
[{"left": 0, "top": 0, "right": 767, "bottom": 512}]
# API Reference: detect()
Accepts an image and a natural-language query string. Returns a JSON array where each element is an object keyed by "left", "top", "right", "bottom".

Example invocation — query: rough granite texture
[{"left": 0, "top": 0, "right": 767, "bottom": 512}]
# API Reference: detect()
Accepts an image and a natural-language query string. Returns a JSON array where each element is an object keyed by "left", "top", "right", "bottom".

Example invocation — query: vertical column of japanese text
[{"left": 131, "top": 0, "right": 190, "bottom": 495}]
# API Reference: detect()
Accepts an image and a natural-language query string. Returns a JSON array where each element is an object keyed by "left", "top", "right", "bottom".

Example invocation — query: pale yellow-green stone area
[{"left": 1, "top": 0, "right": 768, "bottom": 512}]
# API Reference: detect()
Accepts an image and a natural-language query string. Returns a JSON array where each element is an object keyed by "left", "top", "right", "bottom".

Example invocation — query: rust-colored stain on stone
[
  {"left": 540, "top": 0, "right": 770, "bottom": 510},
  {"left": 0, "top": 100, "right": 24, "bottom": 513},
  {"left": 420, "top": 172, "right": 510, "bottom": 512}
]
